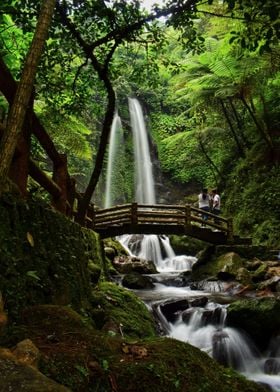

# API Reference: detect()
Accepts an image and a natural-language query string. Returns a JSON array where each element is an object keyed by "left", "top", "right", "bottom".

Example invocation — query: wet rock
[
  {"left": 227, "top": 297, "right": 280, "bottom": 350},
  {"left": 189, "top": 296, "right": 208, "bottom": 308},
  {"left": 181, "top": 308, "right": 197, "bottom": 324},
  {"left": 258, "top": 276, "right": 280, "bottom": 292},
  {"left": 160, "top": 299, "right": 189, "bottom": 322},
  {"left": 246, "top": 258, "right": 263, "bottom": 271},
  {"left": 122, "top": 273, "right": 155, "bottom": 290},
  {"left": 202, "top": 307, "right": 224, "bottom": 326},
  {"left": 212, "top": 329, "right": 233, "bottom": 367},
  {"left": 252, "top": 263, "right": 268, "bottom": 282},
  {"left": 264, "top": 358, "right": 280, "bottom": 375},
  {"left": 113, "top": 255, "right": 157, "bottom": 274}
]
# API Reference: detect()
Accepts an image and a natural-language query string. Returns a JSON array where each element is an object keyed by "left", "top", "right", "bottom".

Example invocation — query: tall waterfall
[
  {"left": 128, "top": 98, "right": 156, "bottom": 204},
  {"left": 104, "top": 112, "right": 123, "bottom": 208}
]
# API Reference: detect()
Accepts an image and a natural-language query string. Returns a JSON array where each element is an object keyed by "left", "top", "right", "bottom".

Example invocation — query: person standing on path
[{"left": 198, "top": 188, "right": 210, "bottom": 225}]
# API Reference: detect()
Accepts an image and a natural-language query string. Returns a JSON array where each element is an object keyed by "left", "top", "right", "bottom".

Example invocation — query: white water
[
  {"left": 104, "top": 112, "right": 124, "bottom": 208},
  {"left": 128, "top": 97, "right": 155, "bottom": 204}
]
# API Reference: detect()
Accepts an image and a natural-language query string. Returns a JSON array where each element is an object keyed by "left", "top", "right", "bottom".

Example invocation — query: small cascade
[{"left": 165, "top": 299, "right": 280, "bottom": 390}]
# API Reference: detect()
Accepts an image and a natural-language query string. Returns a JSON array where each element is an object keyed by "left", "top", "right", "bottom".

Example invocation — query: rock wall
[{"left": 0, "top": 194, "right": 104, "bottom": 320}]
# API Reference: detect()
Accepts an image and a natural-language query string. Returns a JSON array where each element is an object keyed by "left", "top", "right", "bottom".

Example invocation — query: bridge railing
[{"left": 89, "top": 203, "right": 233, "bottom": 240}]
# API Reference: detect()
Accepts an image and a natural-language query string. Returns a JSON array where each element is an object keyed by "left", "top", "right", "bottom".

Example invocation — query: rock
[
  {"left": 122, "top": 273, "right": 155, "bottom": 290},
  {"left": 192, "top": 251, "right": 245, "bottom": 281},
  {"left": 227, "top": 297, "right": 280, "bottom": 350},
  {"left": 0, "top": 357, "right": 71, "bottom": 391},
  {"left": 264, "top": 358, "right": 280, "bottom": 375},
  {"left": 12, "top": 339, "right": 40, "bottom": 368},
  {"left": 252, "top": 263, "right": 268, "bottom": 282},
  {"left": 258, "top": 276, "right": 280, "bottom": 292},
  {"left": 235, "top": 267, "right": 252, "bottom": 284},
  {"left": 160, "top": 299, "right": 189, "bottom": 322},
  {"left": 113, "top": 255, "right": 157, "bottom": 274},
  {"left": 246, "top": 258, "right": 263, "bottom": 271},
  {"left": 104, "top": 246, "right": 116, "bottom": 261},
  {"left": 189, "top": 296, "right": 208, "bottom": 308}
]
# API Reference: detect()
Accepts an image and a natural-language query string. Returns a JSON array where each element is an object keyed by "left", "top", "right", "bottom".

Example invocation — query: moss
[
  {"left": 227, "top": 297, "right": 280, "bottom": 350},
  {"left": 192, "top": 252, "right": 244, "bottom": 281},
  {"left": 90, "top": 282, "right": 156, "bottom": 339},
  {"left": 0, "top": 195, "right": 103, "bottom": 320}
]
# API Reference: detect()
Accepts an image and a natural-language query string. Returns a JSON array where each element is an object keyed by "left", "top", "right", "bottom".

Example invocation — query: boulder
[
  {"left": 160, "top": 299, "right": 189, "bottom": 322},
  {"left": 0, "top": 357, "right": 70, "bottom": 391},
  {"left": 252, "top": 263, "right": 268, "bottom": 282},
  {"left": 192, "top": 252, "right": 245, "bottom": 282},
  {"left": 112, "top": 255, "right": 157, "bottom": 274},
  {"left": 122, "top": 273, "right": 155, "bottom": 290},
  {"left": 226, "top": 297, "right": 280, "bottom": 350}
]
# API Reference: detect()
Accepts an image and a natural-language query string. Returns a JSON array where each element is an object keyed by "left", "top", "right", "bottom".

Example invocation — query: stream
[{"left": 119, "top": 233, "right": 280, "bottom": 392}]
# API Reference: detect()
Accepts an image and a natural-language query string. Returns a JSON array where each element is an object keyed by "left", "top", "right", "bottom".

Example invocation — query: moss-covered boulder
[
  {"left": 192, "top": 252, "right": 245, "bottom": 281},
  {"left": 0, "top": 305, "right": 266, "bottom": 392},
  {"left": 226, "top": 297, "right": 280, "bottom": 350},
  {"left": 169, "top": 235, "right": 205, "bottom": 256},
  {"left": 122, "top": 273, "right": 155, "bottom": 290},
  {"left": 90, "top": 282, "right": 156, "bottom": 338},
  {"left": 0, "top": 194, "right": 104, "bottom": 320},
  {"left": 0, "top": 357, "right": 71, "bottom": 391}
]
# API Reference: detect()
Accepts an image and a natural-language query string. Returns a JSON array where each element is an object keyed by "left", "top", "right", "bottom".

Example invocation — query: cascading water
[
  {"left": 104, "top": 112, "right": 124, "bottom": 208},
  {"left": 128, "top": 98, "right": 155, "bottom": 205}
]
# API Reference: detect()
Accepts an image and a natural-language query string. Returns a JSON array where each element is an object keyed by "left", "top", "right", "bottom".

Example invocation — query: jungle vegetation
[{"left": 0, "top": 0, "right": 279, "bottom": 246}]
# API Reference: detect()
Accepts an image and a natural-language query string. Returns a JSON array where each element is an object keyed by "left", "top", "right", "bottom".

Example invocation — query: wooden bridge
[{"left": 85, "top": 203, "right": 251, "bottom": 245}]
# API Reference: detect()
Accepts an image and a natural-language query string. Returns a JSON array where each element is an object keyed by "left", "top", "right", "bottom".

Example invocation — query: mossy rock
[
  {"left": 122, "top": 273, "right": 155, "bottom": 289},
  {"left": 252, "top": 263, "right": 268, "bottom": 282},
  {"left": 192, "top": 252, "right": 245, "bottom": 281},
  {"left": 0, "top": 195, "right": 104, "bottom": 320},
  {"left": 0, "top": 357, "right": 71, "bottom": 392},
  {"left": 90, "top": 282, "right": 156, "bottom": 338},
  {"left": 226, "top": 297, "right": 280, "bottom": 350},
  {"left": 169, "top": 235, "right": 205, "bottom": 256},
  {"left": 1, "top": 305, "right": 266, "bottom": 392}
]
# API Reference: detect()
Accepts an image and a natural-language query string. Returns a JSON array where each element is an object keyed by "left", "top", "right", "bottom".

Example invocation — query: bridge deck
[{"left": 83, "top": 203, "right": 251, "bottom": 245}]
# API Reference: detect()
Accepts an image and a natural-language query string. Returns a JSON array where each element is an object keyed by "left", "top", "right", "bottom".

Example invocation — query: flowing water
[
  {"left": 105, "top": 98, "right": 280, "bottom": 391},
  {"left": 104, "top": 112, "right": 124, "bottom": 208}
]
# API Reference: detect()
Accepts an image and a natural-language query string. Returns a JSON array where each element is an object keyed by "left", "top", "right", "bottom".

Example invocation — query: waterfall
[
  {"left": 128, "top": 98, "right": 155, "bottom": 204},
  {"left": 118, "top": 97, "right": 190, "bottom": 271},
  {"left": 104, "top": 112, "right": 124, "bottom": 208}
]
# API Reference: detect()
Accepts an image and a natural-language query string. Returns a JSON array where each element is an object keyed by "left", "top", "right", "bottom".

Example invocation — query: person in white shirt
[
  {"left": 211, "top": 189, "right": 221, "bottom": 223},
  {"left": 198, "top": 188, "right": 210, "bottom": 224}
]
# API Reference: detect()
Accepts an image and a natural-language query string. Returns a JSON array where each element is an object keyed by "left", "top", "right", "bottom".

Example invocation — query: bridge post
[
  {"left": 87, "top": 203, "right": 95, "bottom": 229},
  {"left": 227, "top": 218, "right": 234, "bottom": 243},
  {"left": 185, "top": 205, "right": 191, "bottom": 228},
  {"left": 131, "top": 202, "right": 138, "bottom": 225}
]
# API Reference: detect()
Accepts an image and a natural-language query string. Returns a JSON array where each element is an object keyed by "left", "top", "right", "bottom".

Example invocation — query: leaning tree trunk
[{"left": 0, "top": 0, "right": 56, "bottom": 194}]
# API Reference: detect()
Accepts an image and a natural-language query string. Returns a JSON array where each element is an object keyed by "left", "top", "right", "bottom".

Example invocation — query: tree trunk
[
  {"left": 0, "top": 0, "right": 56, "bottom": 194},
  {"left": 240, "top": 95, "right": 274, "bottom": 151},
  {"left": 220, "top": 99, "right": 245, "bottom": 158},
  {"left": 197, "top": 133, "right": 224, "bottom": 185},
  {"left": 228, "top": 98, "right": 250, "bottom": 148}
]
